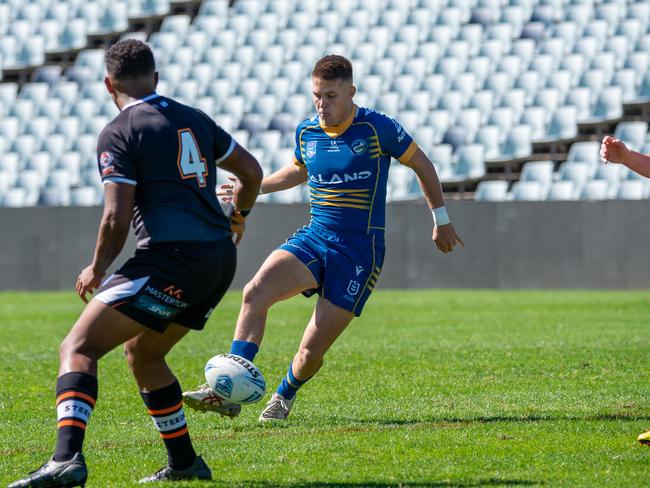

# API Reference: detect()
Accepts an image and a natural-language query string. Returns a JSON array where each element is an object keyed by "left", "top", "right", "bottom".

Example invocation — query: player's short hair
[
  {"left": 105, "top": 40, "right": 155, "bottom": 80},
  {"left": 312, "top": 55, "right": 353, "bottom": 83}
]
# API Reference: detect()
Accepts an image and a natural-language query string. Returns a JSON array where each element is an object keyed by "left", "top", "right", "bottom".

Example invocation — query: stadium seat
[
  {"left": 454, "top": 144, "right": 485, "bottom": 179},
  {"left": 428, "top": 144, "right": 454, "bottom": 180},
  {"left": 475, "top": 125, "right": 501, "bottom": 160},
  {"left": 483, "top": 72, "right": 513, "bottom": 103},
  {"left": 388, "top": 164, "right": 418, "bottom": 201},
  {"left": 521, "top": 160, "right": 554, "bottom": 187},
  {"left": 611, "top": 70, "right": 638, "bottom": 102},
  {"left": 468, "top": 90, "right": 494, "bottom": 124},
  {"left": 474, "top": 180, "right": 509, "bottom": 202},
  {"left": 594, "top": 163, "right": 623, "bottom": 198},
  {"left": 515, "top": 71, "right": 541, "bottom": 104},
  {"left": 478, "top": 39, "right": 504, "bottom": 63},
  {"left": 451, "top": 73, "right": 476, "bottom": 101},
  {"left": 441, "top": 127, "right": 467, "bottom": 154},
  {"left": 0, "top": 83, "right": 18, "bottom": 109},
  {"left": 542, "top": 106, "right": 578, "bottom": 142},
  {"left": 614, "top": 121, "right": 648, "bottom": 151},
  {"left": 583, "top": 86, "right": 623, "bottom": 124},
  {"left": 498, "top": 125, "right": 532, "bottom": 160},
  {"left": 465, "top": 56, "right": 491, "bottom": 87},
  {"left": 616, "top": 180, "right": 647, "bottom": 200},
  {"left": 25, "top": 117, "right": 51, "bottom": 141},
  {"left": 0, "top": 170, "right": 11, "bottom": 198},
  {"left": 501, "top": 6, "right": 526, "bottom": 37},
  {"left": 580, "top": 180, "right": 609, "bottom": 201},
  {"left": 559, "top": 161, "right": 591, "bottom": 189},
  {"left": 70, "top": 187, "right": 99, "bottom": 206},
  {"left": 545, "top": 180, "right": 576, "bottom": 201},
  {"left": 2, "top": 188, "right": 28, "bottom": 207},
  {"left": 488, "top": 107, "right": 515, "bottom": 137},
  {"left": 520, "top": 107, "right": 547, "bottom": 142},
  {"left": 20, "top": 82, "right": 49, "bottom": 106},
  {"left": 520, "top": 21, "right": 545, "bottom": 42},
  {"left": 0, "top": 117, "right": 20, "bottom": 141},
  {"left": 510, "top": 181, "right": 545, "bottom": 201},
  {"left": 567, "top": 141, "right": 601, "bottom": 168},
  {"left": 531, "top": 89, "right": 560, "bottom": 123},
  {"left": 565, "top": 87, "right": 592, "bottom": 123}
]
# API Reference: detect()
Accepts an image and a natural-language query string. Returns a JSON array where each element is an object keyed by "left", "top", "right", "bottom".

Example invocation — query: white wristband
[{"left": 431, "top": 206, "right": 450, "bottom": 227}]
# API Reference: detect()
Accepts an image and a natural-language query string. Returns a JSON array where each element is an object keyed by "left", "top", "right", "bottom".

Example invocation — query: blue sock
[
  {"left": 276, "top": 362, "right": 310, "bottom": 400},
  {"left": 230, "top": 340, "right": 259, "bottom": 362}
]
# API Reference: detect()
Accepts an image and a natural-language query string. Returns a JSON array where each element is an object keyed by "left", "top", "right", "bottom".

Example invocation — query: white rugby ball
[{"left": 204, "top": 353, "right": 266, "bottom": 404}]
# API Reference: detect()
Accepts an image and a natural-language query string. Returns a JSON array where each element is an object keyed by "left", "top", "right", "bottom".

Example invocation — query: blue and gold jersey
[{"left": 293, "top": 106, "right": 417, "bottom": 235}]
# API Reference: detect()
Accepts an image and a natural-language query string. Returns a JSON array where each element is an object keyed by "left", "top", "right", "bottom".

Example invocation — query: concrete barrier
[{"left": 1, "top": 201, "right": 649, "bottom": 290}]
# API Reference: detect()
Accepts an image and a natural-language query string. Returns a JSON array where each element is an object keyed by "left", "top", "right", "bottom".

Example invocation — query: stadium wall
[{"left": 2, "top": 201, "right": 649, "bottom": 291}]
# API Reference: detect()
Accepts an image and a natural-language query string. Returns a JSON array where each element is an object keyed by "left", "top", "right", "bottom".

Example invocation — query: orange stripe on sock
[
  {"left": 160, "top": 427, "right": 188, "bottom": 439},
  {"left": 147, "top": 401, "right": 183, "bottom": 416},
  {"left": 56, "top": 391, "right": 97, "bottom": 407},
  {"left": 57, "top": 420, "right": 87, "bottom": 429}
]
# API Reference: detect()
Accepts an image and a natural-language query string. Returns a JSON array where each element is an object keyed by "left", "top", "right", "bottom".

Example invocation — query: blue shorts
[{"left": 278, "top": 224, "right": 385, "bottom": 316}]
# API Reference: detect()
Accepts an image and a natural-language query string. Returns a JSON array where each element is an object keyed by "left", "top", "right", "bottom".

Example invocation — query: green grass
[{"left": 1, "top": 290, "right": 649, "bottom": 487}]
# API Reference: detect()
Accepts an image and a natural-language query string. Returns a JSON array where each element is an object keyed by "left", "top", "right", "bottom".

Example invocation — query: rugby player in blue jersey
[
  {"left": 184, "top": 55, "right": 463, "bottom": 421},
  {"left": 8, "top": 40, "right": 262, "bottom": 487}
]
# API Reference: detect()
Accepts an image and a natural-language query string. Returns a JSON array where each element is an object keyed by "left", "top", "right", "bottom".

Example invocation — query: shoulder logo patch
[
  {"left": 99, "top": 151, "right": 113, "bottom": 167},
  {"left": 306, "top": 140, "right": 317, "bottom": 158}
]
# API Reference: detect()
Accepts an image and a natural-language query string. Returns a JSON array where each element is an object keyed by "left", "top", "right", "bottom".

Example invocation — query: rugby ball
[{"left": 204, "top": 353, "right": 266, "bottom": 404}]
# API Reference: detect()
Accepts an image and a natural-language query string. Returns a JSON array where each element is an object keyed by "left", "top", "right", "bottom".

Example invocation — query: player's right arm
[
  {"left": 600, "top": 136, "right": 650, "bottom": 178},
  {"left": 77, "top": 182, "right": 135, "bottom": 302},
  {"left": 218, "top": 144, "right": 263, "bottom": 245},
  {"left": 260, "top": 163, "right": 308, "bottom": 194},
  {"left": 217, "top": 162, "right": 308, "bottom": 201},
  {"left": 219, "top": 144, "right": 263, "bottom": 212}
]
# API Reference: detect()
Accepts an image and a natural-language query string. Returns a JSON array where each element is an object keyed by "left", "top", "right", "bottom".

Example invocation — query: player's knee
[
  {"left": 296, "top": 347, "right": 323, "bottom": 371},
  {"left": 59, "top": 335, "right": 103, "bottom": 363},
  {"left": 242, "top": 279, "right": 272, "bottom": 309},
  {"left": 124, "top": 343, "right": 164, "bottom": 373}
]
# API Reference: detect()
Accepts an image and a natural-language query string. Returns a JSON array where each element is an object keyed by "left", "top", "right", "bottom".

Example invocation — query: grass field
[{"left": 0, "top": 289, "right": 649, "bottom": 487}]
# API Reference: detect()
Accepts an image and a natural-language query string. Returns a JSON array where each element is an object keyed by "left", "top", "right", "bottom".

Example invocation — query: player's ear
[
  {"left": 153, "top": 71, "right": 159, "bottom": 89},
  {"left": 349, "top": 84, "right": 356, "bottom": 98},
  {"left": 104, "top": 75, "right": 114, "bottom": 95}
]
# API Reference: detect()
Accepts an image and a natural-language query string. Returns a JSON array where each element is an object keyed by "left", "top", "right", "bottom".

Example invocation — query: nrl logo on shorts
[
  {"left": 347, "top": 280, "right": 360, "bottom": 296},
  {"left": 351, "top": 139, "right": 368, "bottom": 155},
  {"left": 306, "top": 140, "right": 317, "bottom": 158}
]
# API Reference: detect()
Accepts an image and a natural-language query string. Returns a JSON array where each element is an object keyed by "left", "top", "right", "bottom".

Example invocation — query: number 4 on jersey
[{"left": 177, "top": 128, "right": 208, "bottom": 187}]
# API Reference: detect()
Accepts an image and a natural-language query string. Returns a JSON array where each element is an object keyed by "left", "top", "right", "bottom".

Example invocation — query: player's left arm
[
  {"left": 401, "top": 148, "right": 464, "bottom": 254},
  {"left": 76, "top": 182, "right": 135, "bottom": 302}
]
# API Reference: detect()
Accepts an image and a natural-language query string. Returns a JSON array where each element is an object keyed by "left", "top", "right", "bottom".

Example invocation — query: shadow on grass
[
  {"left": 212, "top": 480, "right": 541, "bottom": 487},
  {"left": 344, "top": 412, "right": 650, "bottom": 427}
]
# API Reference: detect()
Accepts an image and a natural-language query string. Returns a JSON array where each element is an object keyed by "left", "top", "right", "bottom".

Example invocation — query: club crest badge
[{"left": 351, "top": 139, "right": 368, "bottom": 155}]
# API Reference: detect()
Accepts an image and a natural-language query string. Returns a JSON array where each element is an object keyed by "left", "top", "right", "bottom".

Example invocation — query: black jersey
[{"left": 96, "top": 93, "right": 234, "bottom": 248}]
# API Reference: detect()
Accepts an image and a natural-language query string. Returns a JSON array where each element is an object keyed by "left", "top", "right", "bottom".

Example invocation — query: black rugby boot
[
  {"left": 8, "top": 452, "right": 87, "bottom": 488},
  {"left": 138, "top": 455, "right": 212, "bottom": 483}
]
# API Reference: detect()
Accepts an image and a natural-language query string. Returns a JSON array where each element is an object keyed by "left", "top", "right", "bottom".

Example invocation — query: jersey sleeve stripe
[
  {"left": 397, "top": 141, "right": 418, "bottom": 164},
  {"left": 215, "top": 138, "right": 236, "bottom": 166},
  {"left": 103, "top": 177, "right": 137, "bottom": 185}
]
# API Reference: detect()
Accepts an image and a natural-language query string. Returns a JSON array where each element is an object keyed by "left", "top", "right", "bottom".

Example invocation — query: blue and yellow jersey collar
[{"left": 319, "top": 105, "right": 358, "bottom": 138}]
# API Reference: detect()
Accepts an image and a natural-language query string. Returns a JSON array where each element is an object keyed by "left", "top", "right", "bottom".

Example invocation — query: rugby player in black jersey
[{"left": 8, "top": 40, "right": 262, "bottom": 487}]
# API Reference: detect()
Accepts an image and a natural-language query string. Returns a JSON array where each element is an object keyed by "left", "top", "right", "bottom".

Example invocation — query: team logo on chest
[
  {"left": 351, "top": 139, "right": 368, "bottom": 155},
  {"left": 306, "top": 140, "right": 317, "bottom": 158}
]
